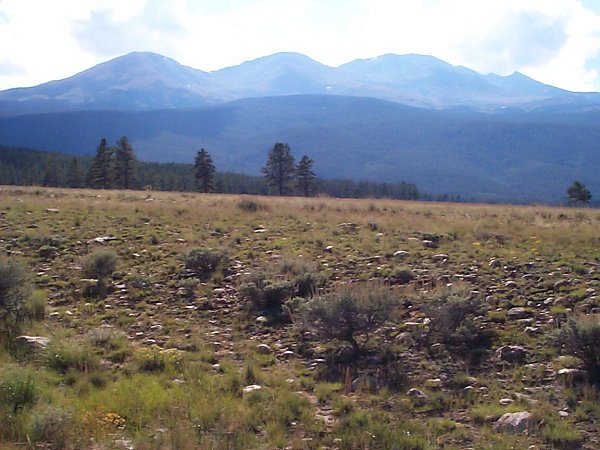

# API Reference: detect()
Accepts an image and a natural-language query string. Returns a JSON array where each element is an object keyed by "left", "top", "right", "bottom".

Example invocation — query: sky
[{"left": 1, "top": 0, "right": 600, "bottom": 92}]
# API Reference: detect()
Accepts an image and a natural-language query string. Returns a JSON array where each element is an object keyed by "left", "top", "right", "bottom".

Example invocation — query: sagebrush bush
[
  {"left": 424, "top": 287, "right": 493, "bottom": 369},
  {"left": 557, "top": 315, "right": 600, "bottom": 384},
  {"left": 184, "top": 247, "right": 228, "bottom": 278},
  {"left": 301, "top": 281, "right": 399, "bottom": 358},
  {"left": 81, "top": 249, "right": 118, "bottom": 297},
  {"left": 0, "top": 258, "right": 32, "bottom": 339},
  {"left": 28, "top": 405, "right": 72, "bottom": 449},
  {"left": 239, "top": 272, "right": 294, "bottom": 319}
]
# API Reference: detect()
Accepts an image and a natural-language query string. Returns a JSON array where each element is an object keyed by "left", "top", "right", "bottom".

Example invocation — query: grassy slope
[{"left": 1, "top": 186, "right": 599, "bottom": 449}]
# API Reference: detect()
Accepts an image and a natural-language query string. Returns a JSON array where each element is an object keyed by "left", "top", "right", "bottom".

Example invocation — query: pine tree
[
  {"left": 42, "top": 155, "right": 60, "bottom": 187},
  {"left": 112, "top": 136, "right": 138, "bottom": 190},
  {"left": 66, "top": 158, "right": 84, "bottom": 188},
  {"left": 261, "top": 143, "right": 295, "bottom": 196},
  {"left": 193, "top": 148, "right": 216, "bottom": 193},
  {"left": 567, "top": 181, "right": 592, "bottom": 205},
  {"left": 296, "top": 154, "right": 316, "bottom": 197},
  {"left": 87, "top": 138, "right": 113, "bottom": 189}
]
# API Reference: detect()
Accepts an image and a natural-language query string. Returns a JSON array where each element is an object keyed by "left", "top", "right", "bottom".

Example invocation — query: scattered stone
[
  {"left": 432, "top": 254, "right": 449, "bottom": 262},
  {"left": 44, "top": 208, "right": 60, "bottom": 213},
  {"left": 499, "top": 398, "right": 514, "bottom": 406},
  {"left": 393, "top": 250, "right": 410, "bottom": 259},
  {"left": 557, "top": 368, "right": 589, "bottom": 387},
  {"left": 489, "top": 259, "right": 502, "bottom": 268},
  {"left": 507, "top": 307, "right": 529, "bottom": 320},
  {"left": 242, "top": 384, "right": 262, "bottom": 394},
  {"left": 424, "top": 378, "right": 442, "bottom": 389},
  {"left": 422, "top": 240, "right": 437, "bottom": 249},
  {"left": 351, "top": 375, "right": 379, "bottom": 392},
  {"left": 504, "top": 281, "right": 518, "bottom": 289},
  {"left": 16, "top": 335, "right": 50, "bottom": 350},
  {"left": 406, "top": 388, "right": 428, "bottom": 406},
  {"left": 256, "top": 343, "right": 273, "bottom": 355},
  {"left": 496, "top": 345, "right": 527, "bottom": 363},
  {"left": 324, "top": 245, "right": 334, "bottom": 253},
  {"left": 493, "top": 411, "right": 535, "bottom": 434},
  {"left": 255, "top": 316, "right": 268, "bottom": 324}
]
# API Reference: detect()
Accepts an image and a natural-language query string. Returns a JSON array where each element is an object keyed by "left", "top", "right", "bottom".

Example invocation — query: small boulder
[
  {"left": 16, "top": 335, "right": 50, "bottom": 351},
  {"left": 507, "top": 307, "right": 529, "bottom": 320},
  {"left": 256, "top": 344, "right": 273, "bottom": 355},
  {"left": 496, "top": 345, "right": 527, "bottom": 363},
  {"left": 493, "top": 411, "right": 535, "bottom": 434},
  {"left": 351, "top": 375, "right": 379, "bottom": 392},
  {"left": 406, "top": 388, "right": 428, "bottom": 406},
  {"left": 393, "top": 250, "right": 410, "bottom": 259},
  {"left": 242, "top": 384, "right": 262, "bottom": 394}
]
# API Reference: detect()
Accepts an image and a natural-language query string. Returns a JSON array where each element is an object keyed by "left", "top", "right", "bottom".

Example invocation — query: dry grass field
[{"left": 1, "top": 185, "right": 599, "bottom": 449}]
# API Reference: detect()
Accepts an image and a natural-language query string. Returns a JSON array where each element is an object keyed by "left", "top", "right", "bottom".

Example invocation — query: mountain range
[{"left": 0, "top": 51, "right": 599, "bottom": 203}]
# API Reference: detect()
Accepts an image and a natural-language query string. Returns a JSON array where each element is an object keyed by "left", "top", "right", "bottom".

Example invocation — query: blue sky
[{"left": 0, "top": 0, "right": 599, "bottom": 92}]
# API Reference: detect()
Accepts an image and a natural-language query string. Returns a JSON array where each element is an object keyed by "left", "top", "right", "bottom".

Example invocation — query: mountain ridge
[{"left": 1, "top": 51, "right": 599, "bottom": 116}]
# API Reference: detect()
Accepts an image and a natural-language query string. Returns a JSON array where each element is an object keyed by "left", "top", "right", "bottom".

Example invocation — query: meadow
[{"left": 1, "top": 185, "right": 599, "bottom": 449}]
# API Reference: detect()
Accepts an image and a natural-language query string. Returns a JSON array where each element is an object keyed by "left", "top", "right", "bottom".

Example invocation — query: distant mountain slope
[
  {"left": 1, "top": 51, "right": 600, "bottom": 116},
  {"left": 1, "top": 95, "right": 598, "bottom": 203}
]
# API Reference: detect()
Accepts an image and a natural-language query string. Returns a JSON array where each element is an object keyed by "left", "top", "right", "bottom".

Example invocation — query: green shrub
[
  {"left": 389, "top": 267, "right": 414, "bottom": 285},
  {"left": 301, "top": 280, "right": 399, "bottom": 359},
  {"left": 424, "top": 287, "right": 493, "bottom": 369},
  {"left": 184, "top": 247, "right": 228, "bottom": 278},
  {"left": 557, "top": 315, "right": 600, "bottom": 384},
  {"left": 28, "top": 405, "right": 72, "bottom": 449},
  {"left": 542, "top": 420, "right": 581, "bottom": 447},
  {"left": 81, "top": 249, "right": 118, "bottom": 297},
  {"left": 46, "top": 340, "right": 100, "bottom": 374},
  {"left": 237, "top": 199, "right": 266, "bottom": 212},
  {"left": 0, "top": 258, "right": 32, "bottom": 339},
  {"left": 0, "top": 365, "right": 37, "bottom": 413},
  {"left": 81, "top": 249, "right": 118, "bottom": 281},
  {"left": 239, "top": 272, "right": 294, "bottom": 319}
]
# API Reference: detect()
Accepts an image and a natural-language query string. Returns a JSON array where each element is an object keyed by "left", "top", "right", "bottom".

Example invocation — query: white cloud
[{"left": 0, "top": 0, "right": 599, "bottom": 91}]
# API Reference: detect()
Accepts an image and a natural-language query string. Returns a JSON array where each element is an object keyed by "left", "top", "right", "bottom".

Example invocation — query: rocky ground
[{"left": 1, "top": 186, "right": 599, "bottom": 449}]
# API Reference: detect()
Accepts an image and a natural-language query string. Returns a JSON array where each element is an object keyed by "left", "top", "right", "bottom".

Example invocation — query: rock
[
  {"left": 16, "top": 335, "right": 50, "bottom": 350},
  {"left": 406, "top": 388, "right": 428, "bottom": 406},
  {"left": 422, "top": 240, "right": 438, "bottom": 249},
  {"left": 432, "top": 254, "right": 449, "bottom": 262},
  {"left": 351, "top": 375, "right": 379, "bottom": 392},
  {"left": 256, "top": 343, "right": 273, "bottom": 355},
  {"left": 496, "top": 345, "right": 527, "bottom": 363},
  {"left": 557, "top": 368, "right": 589, "bottom": 387},
  {"left": 504, "top": 281, "right": 518, "bottom": 289},
  {"left": 255, "top": 316, "right": 268, "bottom": 324},
  {"left": 499, "top": 398, "right": 514, "bottom": 406},
  {"left": 507, "top": 307, "right": 529, "bottom": 320},
  {"left": 424, "top": 378, "right": 442, "bottom": 389},
  {"left": 324, "top": 245, "right": 334, "bottom": 253},
  {"left": 242, "top": 384, "right": 262, "bottom": 394},
  {"left": 493, "top": 411, "right": 535, "bottom": 434},
  {"left": 393, "top": 250, "right": 410, "bottom": 259},
  {"left": 489, "top": 259, "right": 502, "bottom": 268}
]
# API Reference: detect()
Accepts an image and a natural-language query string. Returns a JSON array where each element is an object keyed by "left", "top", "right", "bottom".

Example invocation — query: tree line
[{"left": 0, "top": 142, "right": 420, "bottom": 200}]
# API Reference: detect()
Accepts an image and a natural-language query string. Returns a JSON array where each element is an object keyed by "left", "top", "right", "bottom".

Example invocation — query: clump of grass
[
  {"left": 81, "top": 249, "right": 118, "bottom": 297},
  {"left": 0, "top": 365, "right": 37, "bottom": 413},
  {"left": 237, "top": 199, "right": 267, "bottom": 212},
  {"left": 26, "top": 289, "right": 47, "bottom": 321},
  {"left": 0, "top": 257, "right": 32, "bottom": 339},
  {"left": 46, "top": 339, "right": 100, "bottom": 374}
]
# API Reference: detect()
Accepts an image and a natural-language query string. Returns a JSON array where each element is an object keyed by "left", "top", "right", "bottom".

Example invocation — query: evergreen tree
[
  {"left": 66, "top": 157, "right": 84, "bottom": 188},
  {"left": 261, "top": 142, "right": 295, "bottom": 196},
  {"left": 112, "top": 136, "right": 138, "bottom": 190},
  {"left": 296, "top": 154, "right": 316, "bottom": 197},
  {"left": 42, "top": 155, "right": 60, "bottom": 187},
  {"left": 567, "top": 181, "right": 591, "bottom": 205},
  {"left": 193, "top": 148, "right": 216, "bottom": 193},
  {"left": 87, "top": 138, "right": 113, "bottom": 189}
]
